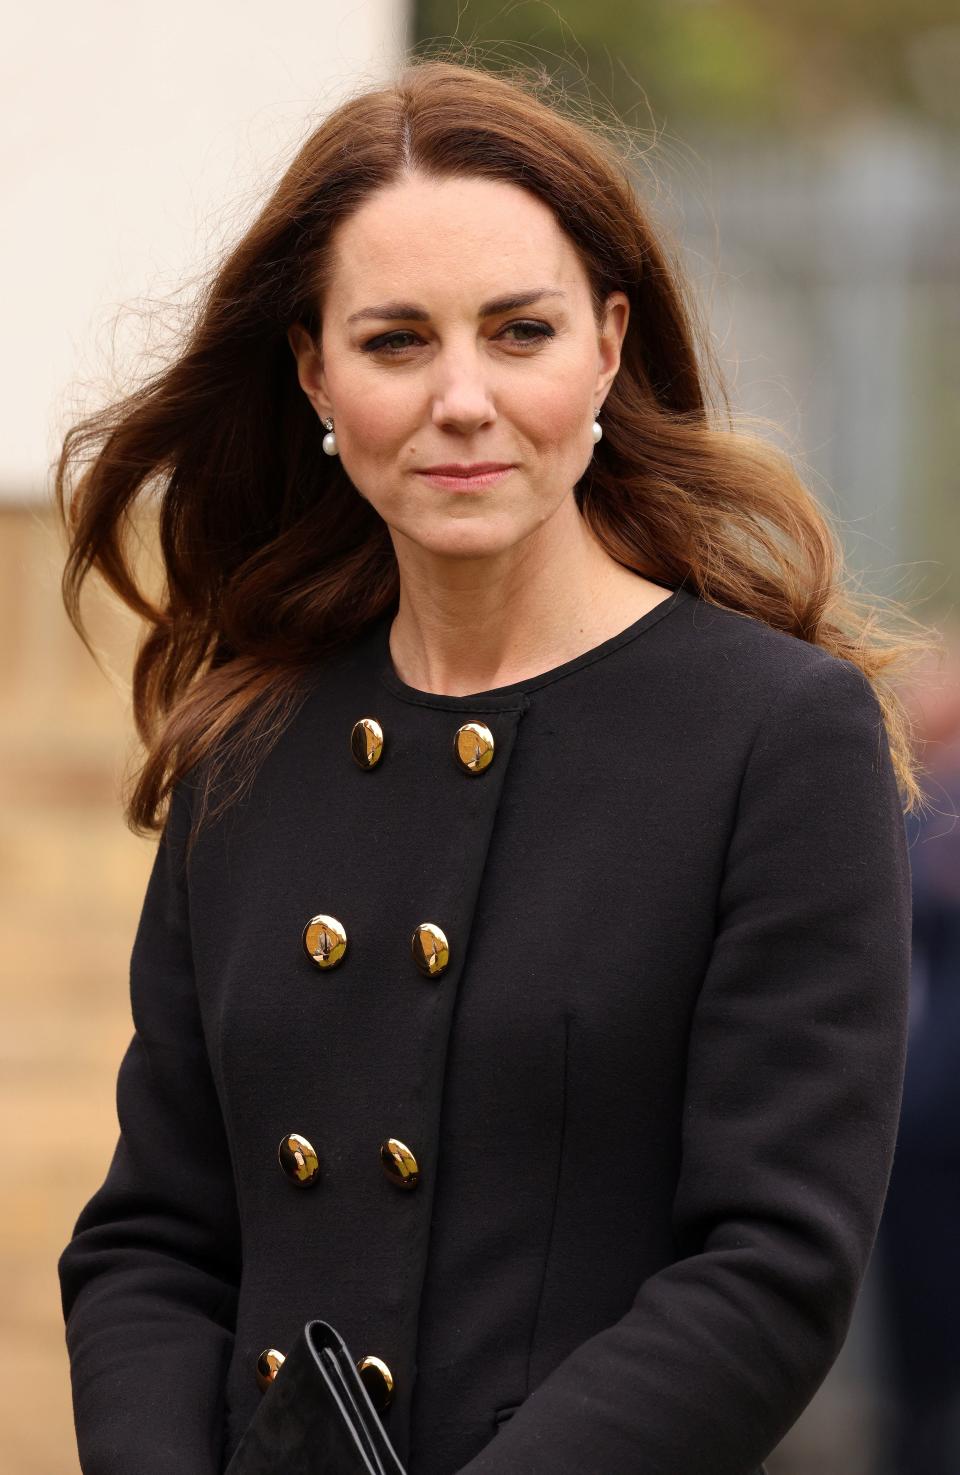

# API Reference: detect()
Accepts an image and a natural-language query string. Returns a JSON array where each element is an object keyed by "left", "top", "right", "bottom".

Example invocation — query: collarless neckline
[{"left": 374, "top": 580, "right": 695, "bottom": 711}]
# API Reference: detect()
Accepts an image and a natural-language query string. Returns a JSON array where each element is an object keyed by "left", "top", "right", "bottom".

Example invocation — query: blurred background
[{"left": 2, "top": 1, "right": 958, "bottom": 1471}]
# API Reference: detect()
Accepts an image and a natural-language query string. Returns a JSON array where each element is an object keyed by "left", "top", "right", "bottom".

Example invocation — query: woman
[{"left": 54, "top": 54, "right": 928, "bottom": 1475}]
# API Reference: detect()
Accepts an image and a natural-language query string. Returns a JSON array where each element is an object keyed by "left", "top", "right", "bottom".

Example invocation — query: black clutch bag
[{"left": 224, "top": 1319, "right": 408, "bottom": 1475}]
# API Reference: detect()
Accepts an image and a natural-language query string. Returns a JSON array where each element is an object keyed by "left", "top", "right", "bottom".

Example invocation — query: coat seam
[{"left": 524, "top": 1008, "right": 571, "bottom": 1401}]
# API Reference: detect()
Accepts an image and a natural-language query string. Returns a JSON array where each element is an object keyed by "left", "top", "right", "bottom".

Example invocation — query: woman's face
[{"left": 288, "top": 172, "right": 629, "bottom": 564}]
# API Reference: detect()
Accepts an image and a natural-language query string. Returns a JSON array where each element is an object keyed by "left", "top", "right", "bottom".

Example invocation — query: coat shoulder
[{"left": 674, "top": 592, "right": 876, "bottom": 716}]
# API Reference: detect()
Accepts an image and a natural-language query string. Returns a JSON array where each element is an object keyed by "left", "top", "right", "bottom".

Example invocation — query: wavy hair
[{"left": 53, "top": 52, "right": 937, "bottom": 848}]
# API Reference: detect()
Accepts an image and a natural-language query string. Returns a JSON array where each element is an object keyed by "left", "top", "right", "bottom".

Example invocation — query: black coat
[{"left": 57, "top": 582, "right": 912, "bottom": 1475}]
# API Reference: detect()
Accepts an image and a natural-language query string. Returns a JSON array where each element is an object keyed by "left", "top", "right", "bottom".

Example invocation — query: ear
[
  {"left": 286, "top": 322, "right": 333, "bottom": 421},
  {"left": 594, "top": 292, "right": 630, "bottom": 409}
]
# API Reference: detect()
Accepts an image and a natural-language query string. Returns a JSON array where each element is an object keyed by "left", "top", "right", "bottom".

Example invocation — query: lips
[{"left": 419, "top": 462, "right": 514, "bottom": 476}]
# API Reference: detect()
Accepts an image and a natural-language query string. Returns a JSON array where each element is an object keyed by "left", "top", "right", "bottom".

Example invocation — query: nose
[{"left": 429, "top": 344, "right": 496, "bottom": 432}]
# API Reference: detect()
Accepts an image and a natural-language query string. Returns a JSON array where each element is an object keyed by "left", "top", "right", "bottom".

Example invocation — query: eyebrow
[{"left": 346, "top": 288, "right": 567, "bottom": 326}]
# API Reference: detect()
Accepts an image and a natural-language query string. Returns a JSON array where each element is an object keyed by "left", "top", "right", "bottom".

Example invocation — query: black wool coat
[{"left": 57, "top": 581, "right": 912, "bottom": 1475}]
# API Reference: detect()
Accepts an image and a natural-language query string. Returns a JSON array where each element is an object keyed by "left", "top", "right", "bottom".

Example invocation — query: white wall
[{"left": 2, "top": 0, "right": 410, "bottom": 501}]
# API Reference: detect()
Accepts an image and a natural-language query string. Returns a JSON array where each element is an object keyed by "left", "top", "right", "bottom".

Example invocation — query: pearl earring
[
  {"left": 592, "top": 408, "right": 603, "bottom": 444},
  {"left": 322, "top": 418, "right": 339, "bottom": 457}
]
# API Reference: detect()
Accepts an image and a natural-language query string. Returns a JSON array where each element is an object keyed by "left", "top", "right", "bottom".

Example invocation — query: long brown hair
[{"left": 53, "top": 53, "right": 937, "bottom": 847}]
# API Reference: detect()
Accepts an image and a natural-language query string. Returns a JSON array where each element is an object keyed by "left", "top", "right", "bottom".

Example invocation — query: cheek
[
  {"left": 514, "top": 375, "right": 592, "bottom": 453},
  {"left": 327, "top": 358, "right": 419, "bottom": 458}
]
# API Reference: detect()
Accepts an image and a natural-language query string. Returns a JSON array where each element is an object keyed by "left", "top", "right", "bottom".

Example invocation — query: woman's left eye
[{"left": 500, "top": 319, "right": 554, "bottom": 345}]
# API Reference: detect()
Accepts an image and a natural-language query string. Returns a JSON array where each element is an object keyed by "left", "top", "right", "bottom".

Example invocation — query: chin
[{"left": 405, "top": 519, "right": 528, "bottom": 561}]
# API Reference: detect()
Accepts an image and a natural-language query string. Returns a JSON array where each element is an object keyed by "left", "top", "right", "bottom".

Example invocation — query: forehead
[{"left": 324, "top": 173, "right": 587, "bottom": 309}]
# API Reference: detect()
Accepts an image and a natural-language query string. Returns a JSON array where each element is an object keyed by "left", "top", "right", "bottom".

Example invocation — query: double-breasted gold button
[
  {"left": 302, "top": 913, "right": 348, "bottom": 969},
  {"left": 380, "top": 1137, "right": 420, "bottom": 1189},
  {"left": 411, "top": 922, "right": 450, "bottom": 978},
  {"left": 278, "top": 1132, "right": 321, "bottom": 1187},
  {"left": 256, "top": 1347, "right": 285, "bottom": 1391},
  {"left": 357, "top": 1355, "right": 394, "bottom": 1412},
  {"left": 351, "top": 717, "right": 384, "bottom": 769},
  {"left": 453, "top": 720, "right": 495, "bottom": 773}
]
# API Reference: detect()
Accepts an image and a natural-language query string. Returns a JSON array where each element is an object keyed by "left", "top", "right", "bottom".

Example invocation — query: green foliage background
[{"left": 413, "top": 0, "right": 960, "bottom": 135}]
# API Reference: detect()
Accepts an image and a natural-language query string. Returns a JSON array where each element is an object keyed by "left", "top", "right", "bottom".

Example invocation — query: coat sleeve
[
  {"left": 57, "top": 774, "right": 241, "bottom": 1475},
  {"left": 453, "top": 653, "right": 912, "bottom": 1475}
]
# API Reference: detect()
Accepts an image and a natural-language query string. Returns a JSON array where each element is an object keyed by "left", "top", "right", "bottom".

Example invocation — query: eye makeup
[{"left": 361, "top": 320, "right": 556, "bottom": 355}]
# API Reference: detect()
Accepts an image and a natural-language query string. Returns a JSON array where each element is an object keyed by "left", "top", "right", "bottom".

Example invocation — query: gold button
[
  {"left": 411, "top": 922, "right": 450, "bottom": 978},
  {"left": 278, "top": 1132, "right": 321, "bottom": 1187},
  {"left": 453, "top": 720, "right": 495, "bottom": 773},
  {"left": 357, "top": 1354, "right": 394, "bottom": 1412},
  {"left": 351, "top": 717, "right": 384, "bottom": 769},
  {"left": 302, "top": 913, "right": 348, "bottom": 969},
  {"left": 380, "top": 1137, "right": 420, "bottom": 1189},
  {"left": 256, "top": 1347, "right": 285, "bottom": 1392}
]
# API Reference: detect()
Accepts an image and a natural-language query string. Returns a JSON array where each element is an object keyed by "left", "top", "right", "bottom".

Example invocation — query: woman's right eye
[{"left": 362, "top": 331, "right": 419, "bottom": 355}]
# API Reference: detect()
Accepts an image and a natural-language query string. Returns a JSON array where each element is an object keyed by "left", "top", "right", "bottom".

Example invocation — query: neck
[{"left": 386, "top": 497, "right": 667, "bottom": 697}]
